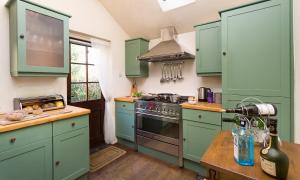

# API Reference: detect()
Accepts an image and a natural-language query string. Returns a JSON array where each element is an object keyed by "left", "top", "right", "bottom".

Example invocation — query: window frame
[{"left": 67, "top": 38, "right": 102, "bottom": 103}]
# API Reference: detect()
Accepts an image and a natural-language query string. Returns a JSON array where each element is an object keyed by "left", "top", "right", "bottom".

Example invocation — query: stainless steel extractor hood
[{"left": 139, "top": 27, "right": 195, "bottom": 62}]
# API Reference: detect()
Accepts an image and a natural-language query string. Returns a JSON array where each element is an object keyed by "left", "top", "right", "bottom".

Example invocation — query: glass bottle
[{"left": 260, "top": 118, "right": 289, "bottom": 179}]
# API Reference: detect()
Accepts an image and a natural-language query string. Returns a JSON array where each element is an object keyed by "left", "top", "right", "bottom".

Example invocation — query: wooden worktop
[
  {"left": 114, "top": 96, "right": 136, "bottom": 103},
  {"left": 200, "top": 131, "right": 300, "bottom": 180},
  {"left": 181, "top": 102, "right": 224, "bottom": 112},
  {"left": 0, "top": 105, "right": 90, "bottom": 133}
]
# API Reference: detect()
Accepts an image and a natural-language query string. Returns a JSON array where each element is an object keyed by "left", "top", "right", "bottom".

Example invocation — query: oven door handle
[{"left": 136, "top": 112, "right": 179, "bottom": 123}]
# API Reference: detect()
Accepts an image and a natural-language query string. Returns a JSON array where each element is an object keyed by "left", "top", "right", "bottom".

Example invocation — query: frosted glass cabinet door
[
  {"left": 26, "top": 10, "right": 64, "bottom": 67},
  {"left": 16, "top": 0, "right": 70, "bottom": 75}
]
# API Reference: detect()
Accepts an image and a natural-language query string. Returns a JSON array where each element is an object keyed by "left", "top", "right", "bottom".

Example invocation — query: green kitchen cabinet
[
  {"left": 0, "top": 115, "right": 90, "bottom": 180},
  {"left": 222, "top": 94, "right": 291, "bottom": 141},
  {"left": 220, "top": 0, "right": 291, "bottom": 97},
  {"left": 115, "top": 102, "right": 135, "bottom": 142},
  {"left": 183, "top": 120, "right": 221, "bottom": 162},
  {"left": 220, "top": 0, "right": 293, "bottom": 142},
  {"left": 53, "top": 127, "right": 89, "bottom": 180},
  {"left": 194, "top": 21, "right": 221, "bottom": 76},
  {"left": 0, "top": 123, "right": 52, "bottom": 180},
  {"left": 125, "top": 38, "right": 149, "bottom": 77},
  {"left": 182, "top": 109, "right": 221, "bottom": 162},
  {"left": 0, "top": 139, "right": 53, "bottom": 180},
  {"left": 6, "top": 0, "right": 71, "bottom": 76}
]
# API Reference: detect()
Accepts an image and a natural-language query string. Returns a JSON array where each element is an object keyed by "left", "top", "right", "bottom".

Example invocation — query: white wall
[
  {"left": 0, "top": 0, "right": 131, "bottom": 112},
  {"left": 136, "top": 31, "right": 222, "bottom": 97},
  {"left": 294, "top": 0, "right": 300, "bottom": 143}
]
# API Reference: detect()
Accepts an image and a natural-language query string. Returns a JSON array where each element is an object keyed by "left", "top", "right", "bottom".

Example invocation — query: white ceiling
[{"left": 98, "top": 0, "right": 254, "bottom": 40}]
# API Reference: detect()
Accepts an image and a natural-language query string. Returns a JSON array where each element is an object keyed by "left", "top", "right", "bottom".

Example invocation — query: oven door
[{"left": 136, "top": 112, "right": 179, "bottom": 146}]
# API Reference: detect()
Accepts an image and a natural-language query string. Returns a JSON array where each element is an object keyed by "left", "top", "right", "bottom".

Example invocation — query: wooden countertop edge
[
  {"left": 200, "top": 160, "right": 255, "bottom": 180},
  {"left": 181, "top": 103, "right": 224, "bottom": 113},
  {"left": 0, "top": 106, "right": 90, "bottom": 133},
  {"left": 200, "top": 131, "right": 256, "bottom": 180},
  {"left": 114, "top": 97, "right": 135, "bottom": 103}
]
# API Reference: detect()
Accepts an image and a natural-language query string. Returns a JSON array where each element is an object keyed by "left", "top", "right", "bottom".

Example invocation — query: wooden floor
[{"left": 88, "top": 144, "right": 197, "bottom": 180}]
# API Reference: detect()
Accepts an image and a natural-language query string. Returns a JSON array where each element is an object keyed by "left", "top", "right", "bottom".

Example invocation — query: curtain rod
[{"left": 70, "top": 29, "right": 111, "bottom": 43}]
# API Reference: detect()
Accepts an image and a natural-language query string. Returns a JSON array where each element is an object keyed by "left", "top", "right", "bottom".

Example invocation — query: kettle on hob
[{"left": 198, "top": 87, "right": 211, "bottom": 102}]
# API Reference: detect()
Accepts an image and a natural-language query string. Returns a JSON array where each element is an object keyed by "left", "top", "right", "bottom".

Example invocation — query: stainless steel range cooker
[{"left": 135, "top": 95, "right": 186, "bottom": 167}]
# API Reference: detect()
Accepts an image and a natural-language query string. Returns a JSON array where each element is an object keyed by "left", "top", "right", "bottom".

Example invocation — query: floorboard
[{"left": 88, "top": 144, "right": 197, "bottom": 180}]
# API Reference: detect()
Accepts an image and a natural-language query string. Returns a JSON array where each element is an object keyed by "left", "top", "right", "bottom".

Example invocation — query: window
[
  {"left": 157, "top": 0, "right": 196, "bottom": 12},
  {"left": 69, "top": 38, "right": 101, "bottom": 103}
]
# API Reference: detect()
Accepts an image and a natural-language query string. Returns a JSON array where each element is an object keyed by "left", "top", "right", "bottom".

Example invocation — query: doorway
[{"left": 67, "top": 38, "right": 105, "bottom": 149}]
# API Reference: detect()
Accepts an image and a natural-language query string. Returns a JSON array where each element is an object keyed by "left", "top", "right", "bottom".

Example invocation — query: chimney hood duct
[{"left": 139, "top": 26, "right": 195, "bottom": 62}]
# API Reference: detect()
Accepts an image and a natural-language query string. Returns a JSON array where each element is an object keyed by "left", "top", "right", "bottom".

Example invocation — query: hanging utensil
[
  {"left": 160, "top": 64, "right": 165, "bottom": 83},
  {"left": 173, "top": 63, "right": 177, "bottom": 82},
  {"left": 178, "top": 62, "right": 183, "bottom": 80}
]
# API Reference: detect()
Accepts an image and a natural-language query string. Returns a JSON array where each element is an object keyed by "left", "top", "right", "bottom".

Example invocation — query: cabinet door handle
[
  {"left": 183, "top": 138, "right": 186, "bottom": 141},
  {"left": 196, "top": 48, "right": 199, "bottom": 52},
  {"left": 122, "top": 105, "right": 126, "bottom": 107},
  {"left": 222, "top": 52, "right": 226, "bottom": 56},
  {"left": 71, "top": 122, "right": 76, "bottom": 127},
  {"left": 10, "top": 138, "right": 16, "bottom": 143},
  {"left": 131, "top": 125, "right": 134, "bottom": 128},
  {"left": 55, "top": 161, "right": 60, "bottom": 166},
  {"left": 198, "top": 115, "right": 202, "bottom": 119},
  {"left": 19, "top": 34, "right": 24, "bottom": 39}
]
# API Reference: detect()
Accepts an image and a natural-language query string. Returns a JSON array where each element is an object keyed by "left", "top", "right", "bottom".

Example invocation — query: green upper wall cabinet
[
  {"left": 6, "top": 0, "right": 71, "bottom": 77},
  {"left": 125, "top": 38, "right": 149, "bottom": 77},
  {"left": 220, "top": 0, "right": 291, "bottom": 97},
  {"left": 194, "top": 21, "right": 221, "bottom": 76}
]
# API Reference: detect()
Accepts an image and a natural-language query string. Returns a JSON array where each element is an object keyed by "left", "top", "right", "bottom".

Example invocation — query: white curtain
[{"left": 89, "top": 38, "right": 117, "bottom": 144}]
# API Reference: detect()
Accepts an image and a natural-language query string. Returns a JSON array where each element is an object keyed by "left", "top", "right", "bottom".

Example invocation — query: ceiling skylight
[{"left": 157, "top": 0, "right": 196, "bottom": 12}]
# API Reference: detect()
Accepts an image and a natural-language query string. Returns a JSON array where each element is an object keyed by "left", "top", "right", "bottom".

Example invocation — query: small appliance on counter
[
  {"left": 214, "top": 92, "right": 222, "bottom": 104},
  {"left": 13, "top": 94, "right": 66, "bottom": 113},
  {"left": 198, "top": 87, "right": 211, "bottom": 102}
]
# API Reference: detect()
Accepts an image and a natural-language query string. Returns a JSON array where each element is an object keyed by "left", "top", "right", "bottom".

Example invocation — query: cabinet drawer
[
  {"left": 182, "top": 109, "right": 221, "bottom": 125},
  {"left": 0, "top": 123, "right": 52, "bottom": 152},
  {"left": 53, "top": 115, "right": 89, "bottom": 136},
  {"left": 115, "top": 102, "right": 135, "bottom": 112}
]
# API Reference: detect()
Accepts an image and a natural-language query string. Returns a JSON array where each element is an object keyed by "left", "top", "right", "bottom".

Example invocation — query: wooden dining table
[{"left": 200, "top": 131, "right": 300, "bottom": 180}]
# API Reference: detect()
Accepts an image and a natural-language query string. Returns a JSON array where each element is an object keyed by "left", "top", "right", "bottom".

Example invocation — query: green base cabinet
[
  {"left": 115, "top": 102, "right": 135, "bottom": 142},
  {"left": 194, "top": 21, "right": 221, "bottom": 76},
  {"left": 182, "top": 109, "right": 221, "bottom": 176},
  {"left": 0, "top": 115, "right": 90, "bottom": 180},
  {"left": 53, "top": 127, "right": 89, "bottom": 180},
  {"left": 183, "top": 120, "right": 221, "bottom": 162},
  {"left": 125, "top": 38, "right": 149, "bottom": 77},
  {"left": 6, "top": 0, "right": 71, "bottom": 77},
  {"left": 0, "top": 139, "right": 52, "bottom": 180},
  {"left": 222, "top": 94, "right": 291, "bottom": 141}
]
